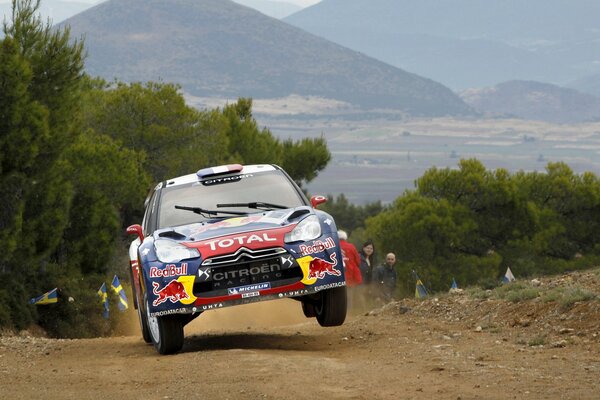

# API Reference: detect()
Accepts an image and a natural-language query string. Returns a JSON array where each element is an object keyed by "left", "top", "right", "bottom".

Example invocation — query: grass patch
[
  {"left": 559, "top": 288, "right": 596, "bottom": 308},
  {"left": 528, "top": 336, "right": 546, "bottom": 347},
  {"left": 466, "top": 287, "right": 492, "bottom": 300},
  {"left": 494, "top": 282, "right": 540, "bottom": 302}
]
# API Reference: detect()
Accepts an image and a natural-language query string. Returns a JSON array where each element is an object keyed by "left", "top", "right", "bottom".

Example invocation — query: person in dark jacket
[
  {"left": 374, "top": 253, "right": 397, "bottom": 302},
  {"left": 359, "top": 240, "right": 376, "bottom": 284}
]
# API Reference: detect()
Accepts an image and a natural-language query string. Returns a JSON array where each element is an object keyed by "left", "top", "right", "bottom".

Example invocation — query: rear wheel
[
  {"left": 314, "top": 286, "right": 347, "bottom": 327},
  {"left": 145, "top": 293, "right": 184, "bottom": 355}
]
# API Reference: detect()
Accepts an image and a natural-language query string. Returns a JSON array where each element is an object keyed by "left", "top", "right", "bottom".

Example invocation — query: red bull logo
[
  {"left": 299, "top": 237, "right": 336, "bottom": 256},
  {"left": 152, "top": 280, "right": 190, "bottom": 306},
  {"left": 308, "top": 253, "right": 340, "bottom": 280}
]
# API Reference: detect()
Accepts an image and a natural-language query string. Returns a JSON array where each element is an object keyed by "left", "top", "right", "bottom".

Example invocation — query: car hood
[{"left": 153, "top": 207, "right": 312, "bottom": 243}]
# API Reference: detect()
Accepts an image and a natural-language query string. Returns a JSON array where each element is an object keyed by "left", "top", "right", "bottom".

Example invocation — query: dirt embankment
[{"left": 1, "top": 270, "right": 599, "bottom": 400}]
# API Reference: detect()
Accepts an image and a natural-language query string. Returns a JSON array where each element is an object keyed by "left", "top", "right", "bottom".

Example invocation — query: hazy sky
[{"left": 0, "top": 0, "right": 322, "bottom": 4}]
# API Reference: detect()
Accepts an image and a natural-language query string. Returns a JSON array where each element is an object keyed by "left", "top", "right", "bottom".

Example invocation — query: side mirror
[
  {"left": 310, "top": 195, "right": 327, "bottom": 208},
  {"left": 126, "top": 224, "right": 144, "bottom": 241}
]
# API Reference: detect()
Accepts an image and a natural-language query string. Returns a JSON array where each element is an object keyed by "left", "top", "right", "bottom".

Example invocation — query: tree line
[
  {"left": 328, "top": 159, "right": 600, "bottom": 298},
  {"left": 0, "top": 0, "right": 330, "bottom": 335}
]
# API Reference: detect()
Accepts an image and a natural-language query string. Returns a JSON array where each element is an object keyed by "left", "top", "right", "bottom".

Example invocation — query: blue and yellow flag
[
  {"left": 415, "top": 279, "right": 428, "bottom": 299},
  {"left": 29, "top": 288, "right": 58, "bottom": 305},
  {"left": 111, "top": 275, "right": 129, "bottom": 311},
  {"left": 412, "top": 271, "right": 429, "bottom": 299},
  {"left": 97, "top": 282, "right": 109, "bottom": 319}
]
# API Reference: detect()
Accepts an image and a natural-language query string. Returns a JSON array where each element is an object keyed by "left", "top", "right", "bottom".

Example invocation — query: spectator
[
  {"left": 374, "top": 253, "right": 397, "bottom": 302},
  {"left": 338, "top": 230, "right": 362, "bottom": 286},
  {"left": 359, "top": 240, "right": 376, "bottom": 284}
]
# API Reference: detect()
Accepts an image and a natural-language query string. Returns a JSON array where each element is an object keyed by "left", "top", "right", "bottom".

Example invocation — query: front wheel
[
  {"left": 314, "top": 286, "right": 347, "bottom": 327},
  {"left": 145, "top": 293, "right": 184, "bottom": 355},
  {"left": 137, "top": 290, "right": 152, "bottom": 343}
]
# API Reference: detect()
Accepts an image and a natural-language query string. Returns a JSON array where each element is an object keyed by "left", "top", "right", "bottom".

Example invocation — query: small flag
[
  {"left": 29, "top": 288, "right": 58, "bottom": 305},
  {"left": 97, "top": 282, "right": 109, "bottom": 319},
  {"left": 412, "top": 271, "right": 428, "bottom": 299},
  {"left": 451, "top": 278, "right": 458, "bottom": 290},
  {"left": 415, "top": 279, "right": 428, "bottom": 299},
  {"left": 111, "top": 275, "right": 129, "bottom": 311},
  {"left": 502, "top": 267, "right": 516, "bottom": 283}
]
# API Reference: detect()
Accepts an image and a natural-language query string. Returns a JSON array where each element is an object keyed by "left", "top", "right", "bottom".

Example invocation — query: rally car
[{"left": 127, "top": 164, "right": 347, "bottom": 354}]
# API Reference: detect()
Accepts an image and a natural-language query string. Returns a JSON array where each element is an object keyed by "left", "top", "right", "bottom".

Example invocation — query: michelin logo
[{"left": 228, "top": 282, "right": 271, "bottom": 295}]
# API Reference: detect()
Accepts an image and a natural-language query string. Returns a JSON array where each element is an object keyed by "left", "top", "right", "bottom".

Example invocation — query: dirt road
[{"left": 2, "top": 279, "right": 599, "bottom": 400}]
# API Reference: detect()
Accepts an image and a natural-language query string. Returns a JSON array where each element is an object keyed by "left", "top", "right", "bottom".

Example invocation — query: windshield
[{"left": 158, "top": 170, "right": 306, "bottom": 228}]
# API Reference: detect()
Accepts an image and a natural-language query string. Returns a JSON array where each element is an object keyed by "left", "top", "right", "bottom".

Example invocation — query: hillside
[
  {"left": 460, "top": 80, "right": 600, "bottom": 123},
  {"left": 60, "top": 0, "right": 471, "bottom": 116},
  {"left": 285, "top": 0, "right": 600, "bottom": 90}
]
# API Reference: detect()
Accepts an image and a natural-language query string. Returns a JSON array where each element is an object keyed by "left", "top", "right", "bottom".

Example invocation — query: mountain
[
  {"left": 232, "top": 0, "right": 301, "bottom": 19},
  {"left": 285, "top": 0, "right": 600, "bottom": 90},
  {"left": 460, "top": 81, "right": 600, "bottom": 123},
  {"left": 0, "top": 0, "right": 93, "bottom": 24},
  {"left": 60, "top": 0, "right": 471, "bottom": 116},
  {"left": 568, "top": 74, "right": 600, "bottom": 98}
]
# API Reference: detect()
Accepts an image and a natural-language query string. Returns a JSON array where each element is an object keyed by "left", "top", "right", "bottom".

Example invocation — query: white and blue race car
[{"left": 127, "top": 164, "right": 347, "bottom": 354}]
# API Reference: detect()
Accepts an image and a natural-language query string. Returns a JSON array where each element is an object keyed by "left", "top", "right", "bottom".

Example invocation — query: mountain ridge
[{"left": 61, "top": 0, "right": 472, "bottom": 116}]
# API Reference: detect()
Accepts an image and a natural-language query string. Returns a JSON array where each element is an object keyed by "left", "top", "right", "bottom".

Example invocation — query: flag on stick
[
  {"left": 413, "top": 271, "right": 428, "bottom": 299},
  {"left": 502, "top": 267, "right": 516, "bottom": 283},
  {"left": 111, "top": 275, "right": 129, "bottom": 311},
  {"left": 97, "top": 282, "right": 109, "bottom": 319},
  {"left": 29, "top": 288, "right": 58, "bottom": 305}
]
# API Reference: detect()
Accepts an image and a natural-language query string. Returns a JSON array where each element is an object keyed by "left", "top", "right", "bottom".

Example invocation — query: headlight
[
  {"left": 154, "top": 240, "right": 200, "bottom": 263},
  {"left": 284, "top": 215, "right": 322, "bottom": 243}
]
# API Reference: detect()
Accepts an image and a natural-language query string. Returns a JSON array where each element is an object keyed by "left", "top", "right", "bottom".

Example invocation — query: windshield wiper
[
  {"left": 216, "top": 202, "right": 289, "bottom": 210},
  {"left": 174, "top": 205, "right": 248, "bottom": 217}
]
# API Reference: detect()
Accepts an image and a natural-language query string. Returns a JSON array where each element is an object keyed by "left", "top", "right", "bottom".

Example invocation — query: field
[{"left": 184, "top": 94, "right": 600, "bottom": 205}]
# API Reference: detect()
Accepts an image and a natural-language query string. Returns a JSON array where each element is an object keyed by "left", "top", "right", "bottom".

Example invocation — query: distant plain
[{"left": 188, "top": 95, "right": 600, "bottom": 205}]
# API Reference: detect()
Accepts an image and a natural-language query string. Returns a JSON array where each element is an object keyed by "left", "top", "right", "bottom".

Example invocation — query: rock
[{"left": 551, "top": 340, "right": 567, "bottom": 348}]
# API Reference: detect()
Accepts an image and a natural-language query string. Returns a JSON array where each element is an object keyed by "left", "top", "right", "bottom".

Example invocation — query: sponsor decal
[
  {"left": 213, "top": 262, "right": 282, "bottom": 281},
  {"left": 149, "top": 263, "right": 188, "bottom": 278},
  {"left": 299, "top": 237, "right": 336, "bottom": 256},
  {"left": 152, "top": 280, "right": 190, "bottom": 306},
  {"left": 204, "top": 233, "right": 277, "bottom": 251},
  {"left": 228, "top": 282, "right": 271, "bottom": 295},
  {"left": 200, "top": 303, "right": 223, "bottom": 311},
  {"left": 242, "top": 292, "right": 260, "bottom": 298},
  {"left": 314, "top": 281, "right": 346, "bottom": 292},
  {"left": 198, "top": 267, "right": 211, "bottom": 281},
  {"left": 280, "top": 255, "right": 294, "bottom": 268},
  {"left": 307, "top": 252, "right": 340, "bottom": 280},
  {"left": 278, "top": 289, "right": 310, "bottom": 298},
  {"left": 202, "top": 174, "right": 253, "bottom": 186},
  {"left": 151, "top": 308, "right": 188, "bottom": 317}
]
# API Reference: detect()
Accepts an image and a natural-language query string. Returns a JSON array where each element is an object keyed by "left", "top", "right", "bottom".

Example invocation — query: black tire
[
  {"left": 145, "top": 293, "right": 184, "bottom": 355},
  {"left": 137, "top": 291, "right": 152, "bottom": 344},
  {"left": 301, "top": 300, "right": 316, "bottom": 318},
  {"left": 315, "top": 286, "right": 347, "bottom": 327}
]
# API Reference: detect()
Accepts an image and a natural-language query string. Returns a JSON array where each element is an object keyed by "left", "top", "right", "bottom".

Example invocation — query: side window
[{"left": 142, "top": 189, "right": 160, "bottom": 236}]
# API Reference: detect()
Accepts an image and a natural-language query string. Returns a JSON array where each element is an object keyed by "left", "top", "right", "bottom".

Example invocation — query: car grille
[{"left": 193, "top": 247, "right": 303, "bottom": 296}]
